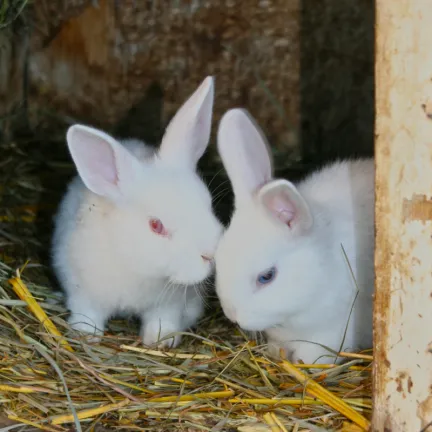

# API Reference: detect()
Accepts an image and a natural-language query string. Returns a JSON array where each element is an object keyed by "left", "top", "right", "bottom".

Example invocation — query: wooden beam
[{"left": 374, "top": 1, "right": 432, "bottom": 431}]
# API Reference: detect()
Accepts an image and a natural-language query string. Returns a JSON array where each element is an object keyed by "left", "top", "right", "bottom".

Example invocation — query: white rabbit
[
  {"left": 214, "top": 108, "right": 374, "bottom": 364},
  {"left": 51, "top": 76, "right": 223, "bottom": 348}
]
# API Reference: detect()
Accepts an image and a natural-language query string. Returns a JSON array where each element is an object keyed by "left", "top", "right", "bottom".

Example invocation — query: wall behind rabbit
[{"left": 0, "top": 0, "right": 374, "bottom": 174}]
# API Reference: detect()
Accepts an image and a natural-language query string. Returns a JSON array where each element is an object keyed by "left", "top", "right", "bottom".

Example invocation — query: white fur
[
  {"left": 215, "top": 109, "right": 374, "bottom": 364},
  {"left": 52, "top": 77, "right": 223, "bottom": 348}
]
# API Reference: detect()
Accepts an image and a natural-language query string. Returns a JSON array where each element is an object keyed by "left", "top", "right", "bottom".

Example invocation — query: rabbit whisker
[
  {"left": 207, "top": 167, "right": 225, "bottom": 189},
  {"left": 210, "top": 178, "right": 230, "bottom": 196},
  {"left": 194, "top": 283, "right": 209, "bottom": 308},
  {"left": 155, "top": 279, "right": 176, "bottom": 307},
  {"left": 212, "top": 187, "right": 230, "bottom": 205}
]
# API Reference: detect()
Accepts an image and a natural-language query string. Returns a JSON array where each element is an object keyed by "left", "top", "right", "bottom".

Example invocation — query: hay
[{"left": 0, "top": 137, "right": 373, "bottom": 431}]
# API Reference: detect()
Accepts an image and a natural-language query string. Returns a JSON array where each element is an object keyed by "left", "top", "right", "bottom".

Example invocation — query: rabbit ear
[
  {"left": 258, "top": 179, "right": 313, "bottom": 233},
  {"left": 158, "top": 76, "right": 214, "bottom": 169},
  {"left": 66, "top": 125, "right": 142, "bottom": 201},
  {"left": 217, "top": 108, "right": 273, "bottom": 204}
]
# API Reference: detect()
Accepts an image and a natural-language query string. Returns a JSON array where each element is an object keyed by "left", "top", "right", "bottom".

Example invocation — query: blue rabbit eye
[{"left": 257, "top": 267, "right": 277, "bottom": 286}]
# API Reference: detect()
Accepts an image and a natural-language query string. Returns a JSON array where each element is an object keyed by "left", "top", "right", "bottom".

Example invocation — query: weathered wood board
[{"left": 374, "top": 1, "right": 432, "bottom": 430}]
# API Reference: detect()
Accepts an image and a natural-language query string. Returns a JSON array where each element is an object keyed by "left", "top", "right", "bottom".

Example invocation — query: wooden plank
[
  {"left": 374, "top": 1, "right": 432, "bottom": 431},
  {"left": 0, "top": 25, "right": 27, "bottom": 139},
  {"left": 28, "top": 0, "right": 301, "bottom": 160}
]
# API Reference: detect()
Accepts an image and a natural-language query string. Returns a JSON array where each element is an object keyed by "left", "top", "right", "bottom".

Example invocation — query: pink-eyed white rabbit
[
  {"left": 214, "top": 108, "right": 374, "bottom": 364},
  {"left": 51, "top": 76, "right": 223, "bottom": 348}
]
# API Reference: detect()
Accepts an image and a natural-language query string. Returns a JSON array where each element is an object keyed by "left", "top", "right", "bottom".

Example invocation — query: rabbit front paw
[
  {"left": 141, "top": 324, "right": 182, "bottom": 348},
  {"left": 141, "top": 306, "right": 184, "bottom": 349},
  {"left": 291, "top": 343, "right": 336, "bottom": 365}
]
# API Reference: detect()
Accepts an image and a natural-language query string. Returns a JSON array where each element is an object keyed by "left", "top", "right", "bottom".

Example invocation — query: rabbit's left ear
[
  {"left": 66, "top": 124, "right": 142, "bottom": 202},
  {"left": 217, "top": 108, "right": 273, "bottom": 205},
  {"left": 158, "top": 76, "right": 214, "bottom": 169},
  {"left": 258, "top": 179, "right": 314, "bottom": 233}
]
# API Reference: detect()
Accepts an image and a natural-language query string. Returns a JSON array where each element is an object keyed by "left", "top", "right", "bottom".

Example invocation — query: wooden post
[{"left": 374, "top": 1, "right": 432, "bottom": 431}]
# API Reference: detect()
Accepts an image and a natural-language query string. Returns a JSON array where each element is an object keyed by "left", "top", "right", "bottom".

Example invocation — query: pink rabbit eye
[{"left": 149, "top": 218, "right": 166, "bottom": 236}]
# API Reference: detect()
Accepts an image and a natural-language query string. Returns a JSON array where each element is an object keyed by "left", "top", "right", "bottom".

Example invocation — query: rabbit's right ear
[
  {"left": 158, "top": 76, "right": 214, "bottom": 169},
  {"left": 66, "top": 125, "right": 142, "bottom": 202},
  {"left": 217, "top": 109, "right": 273, "bottom": 204}
]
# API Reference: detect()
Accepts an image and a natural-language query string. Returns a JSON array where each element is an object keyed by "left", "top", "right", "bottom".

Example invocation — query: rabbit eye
[
  {"left": 256, "top": 267, "right": 277, "bottom": 286},
  {"left": 149, "top": 218, "right": 167, "bottom": 236}
]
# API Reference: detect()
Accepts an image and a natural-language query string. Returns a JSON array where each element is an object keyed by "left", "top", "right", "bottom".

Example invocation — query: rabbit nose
[{"left": 201, "top": 254, "right": 213, "bottom": 262}]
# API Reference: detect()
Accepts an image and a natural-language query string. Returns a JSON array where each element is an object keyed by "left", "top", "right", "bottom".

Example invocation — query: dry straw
[
  {"left": 0, "top": 242, "right": 373, "bottom": 432},
  {"left": 0, "top": 139, "right": 373, "bottom": 431}
]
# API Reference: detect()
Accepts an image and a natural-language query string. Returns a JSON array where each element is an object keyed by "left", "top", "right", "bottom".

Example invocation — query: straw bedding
[{"left": 0, "top": 136, "right": 373, "bottom": 432}]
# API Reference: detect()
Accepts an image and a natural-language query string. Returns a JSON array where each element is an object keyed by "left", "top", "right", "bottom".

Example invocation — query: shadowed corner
[
  {"left": 300, "top": 0, "right": 376, "bottom": 165},
  {"left": 113, "top": 81, "right": 165, "bottom": 146}
]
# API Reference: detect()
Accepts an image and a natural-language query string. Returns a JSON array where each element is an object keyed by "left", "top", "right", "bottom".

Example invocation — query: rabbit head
[
  {"left": 66, "top": 76, "right": 223, "bottom": 286},
  {"left": 215, "top": 109, "right": 325, "bottom": 332}
]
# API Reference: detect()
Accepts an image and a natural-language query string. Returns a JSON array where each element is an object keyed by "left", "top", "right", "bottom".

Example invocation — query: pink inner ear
[
  {"left": 262, "top": 192, "right": 297, "bottom": 227},
  {"left": 68, "top": 127, "right": 124, "bottom": 198},
  {"left": 87, "top": 146, "right": 119, "bottom": 186}
]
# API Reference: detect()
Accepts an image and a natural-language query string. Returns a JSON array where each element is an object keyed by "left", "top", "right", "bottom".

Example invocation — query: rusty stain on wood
[
  {"left": 373, "top": 126, "right": 392, "bottom": 428},
  {"left": 403, "top": 194, "right": 432, "bottom": 222},
  {"left": 421, "top": 103, "right": 432, "bottom": 119},
  {"left": 408, "top": 376, "right": 413, "bottom": 393},
  {"left": 418, "top": 395, "right": 432, "bottom": 430},
  {"left": 395, "top": 370, "right": 414, "bottom": 398}
]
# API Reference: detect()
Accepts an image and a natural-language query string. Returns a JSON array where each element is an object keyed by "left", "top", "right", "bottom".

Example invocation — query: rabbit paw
[
  {"left": 141, "top": 307, "right": 184, "bottom": 349},
  {"left": 141, "top": 322, "right": 182, "bottom": 348},
  {"left": 267, "top": 340, "right": 296, "bottom": 360},
  {"left": 291, "top": 343, "right": 336, "bottom": 365}
]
